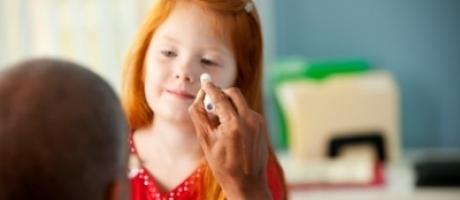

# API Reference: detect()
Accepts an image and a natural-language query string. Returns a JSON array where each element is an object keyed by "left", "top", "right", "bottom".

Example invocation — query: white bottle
[{"left": 200, "top": 73, "right": 215, "bottom": 112}]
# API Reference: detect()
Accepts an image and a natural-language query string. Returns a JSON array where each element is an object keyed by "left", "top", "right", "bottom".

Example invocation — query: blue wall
[{"left": 274, "top": 0, "right": 460, "bottom": 148}]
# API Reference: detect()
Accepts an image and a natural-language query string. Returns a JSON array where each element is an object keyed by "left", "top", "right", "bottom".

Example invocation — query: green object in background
[
  {"left": 271, "top": 57, "right": 371, "bottom": 83},
  {"left": 267, "top": 58, "right": 371, "bottom": 149}
]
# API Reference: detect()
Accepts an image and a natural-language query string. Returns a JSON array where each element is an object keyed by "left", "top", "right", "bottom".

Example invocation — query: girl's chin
[
  {"left": 150, "top": 100, "right": 194, "bottom": 122},
  {"left": 162, "top": 109, "right": 193, "bottom": 122}
]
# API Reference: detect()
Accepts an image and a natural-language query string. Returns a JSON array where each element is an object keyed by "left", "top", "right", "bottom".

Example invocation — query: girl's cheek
[
  {"left": 149, "top": 55, "right": 172, "bottom": 72},
  {"left": 207, "top": 65, "right": 235, "bottom": 88},
  {"left": 145, "top": 67, "right": 166, "bottom": 89},
  {"left": 155, "top": 54, "right": 170, "bottom": 63}
]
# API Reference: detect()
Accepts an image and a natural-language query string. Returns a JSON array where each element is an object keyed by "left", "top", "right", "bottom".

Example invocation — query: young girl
[{"left": 122, "top": 0, "right": 286, "bottom": 199}]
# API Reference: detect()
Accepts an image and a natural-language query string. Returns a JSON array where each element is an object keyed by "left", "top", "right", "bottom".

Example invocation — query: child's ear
[{"left": 106, "top": 179, "right": 129, "bottom": 200}]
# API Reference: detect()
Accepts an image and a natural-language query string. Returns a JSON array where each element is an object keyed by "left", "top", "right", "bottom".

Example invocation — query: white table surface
[{"left": 281, "top": 150, "right": 460, "bottom": 200}]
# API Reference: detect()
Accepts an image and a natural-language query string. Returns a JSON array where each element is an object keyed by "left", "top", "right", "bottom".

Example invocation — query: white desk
[{"left": 281, "top": 152, "right": 460, "bottom": 200}]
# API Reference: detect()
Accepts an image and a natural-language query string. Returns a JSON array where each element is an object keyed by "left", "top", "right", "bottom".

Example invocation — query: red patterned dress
[{"left": 128, "top": 134, "right": 285, "bottom": 200}]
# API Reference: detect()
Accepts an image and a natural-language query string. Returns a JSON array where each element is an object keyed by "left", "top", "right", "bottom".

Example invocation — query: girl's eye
[
  {"left": 200, "top": 58, "right": 218, "bottom": 67},
  {"left": 161, "top": 50, "right": 177, "bottom": 58}
]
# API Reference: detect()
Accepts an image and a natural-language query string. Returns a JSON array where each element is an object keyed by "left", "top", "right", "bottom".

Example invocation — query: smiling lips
[{"left": 166, "top": 89, "right": 196, "bottom": 100}]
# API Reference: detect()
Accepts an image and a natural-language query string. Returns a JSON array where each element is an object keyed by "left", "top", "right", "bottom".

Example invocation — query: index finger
[
  {"left": 201, "top": 81, "right": 237, "bottom": 124},
  {"left": 188, "top": 89, "right": 213, "bottom": 148}
]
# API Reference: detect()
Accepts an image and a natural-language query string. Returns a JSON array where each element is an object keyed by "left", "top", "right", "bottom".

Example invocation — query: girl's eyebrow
[
  {"left": 161, "top": 34, "right": 232, "bottom": 56},
  {"left": 161, "top": 35, "right": 179, "bottom": 44},
  {"left": 202, "top": 45, "right": 232, "bottom": 56}
]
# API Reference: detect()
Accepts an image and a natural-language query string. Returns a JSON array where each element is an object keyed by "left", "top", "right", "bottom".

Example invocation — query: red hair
[{"left": 121, "top": 0, "right": 286, "bottom": 199}]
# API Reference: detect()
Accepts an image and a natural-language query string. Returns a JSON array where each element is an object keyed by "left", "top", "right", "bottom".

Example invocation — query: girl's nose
[
  {"left": 175, "top": 73, "right": 194, "bottom": 83},
  {"left": 174, "top": 58, "right": 196, "bottom": 83}
]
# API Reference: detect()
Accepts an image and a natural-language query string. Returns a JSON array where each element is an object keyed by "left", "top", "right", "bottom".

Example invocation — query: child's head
[
  {"left": 122, "top": 0, "right": 263, "bottom": 129},
  {"left": 0, "top": 58, "right": 128, "bottom": 200}
]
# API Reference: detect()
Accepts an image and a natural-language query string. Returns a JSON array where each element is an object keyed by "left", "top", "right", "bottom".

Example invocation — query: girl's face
[{"left": 144, "top": 1, "right": 237, "bottom": 123}]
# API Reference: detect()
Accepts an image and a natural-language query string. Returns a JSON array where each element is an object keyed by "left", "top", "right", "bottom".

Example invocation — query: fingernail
[{"left": 200, "top": 73, "right": 212, "bottom": 84}]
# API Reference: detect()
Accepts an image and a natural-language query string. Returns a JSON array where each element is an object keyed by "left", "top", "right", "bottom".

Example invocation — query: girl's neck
[{"left": 146, "top": 116, "right": 203, "bottom": 164}]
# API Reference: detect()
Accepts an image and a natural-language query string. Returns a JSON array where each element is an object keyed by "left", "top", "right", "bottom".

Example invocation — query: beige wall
[
  {"left": 0, "top": 0, "right": 155, "bottom": 90},
  {"left": 0, "top": 0, "right": 275, "bottom": 93}
]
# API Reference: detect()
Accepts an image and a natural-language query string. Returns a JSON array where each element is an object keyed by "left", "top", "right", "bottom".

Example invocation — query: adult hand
[{"left": 188, "top": 81, "right": 271, "bottom": 200}]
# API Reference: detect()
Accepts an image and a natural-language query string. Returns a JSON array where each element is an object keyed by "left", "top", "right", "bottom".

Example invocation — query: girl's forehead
[{"left": 159, "top": 1, "right": 233, "bottom": 48}]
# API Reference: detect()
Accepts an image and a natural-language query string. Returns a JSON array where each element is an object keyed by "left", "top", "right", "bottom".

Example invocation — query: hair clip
[{"left": 244, "top": 1, "right": 254, "bottom": 13}]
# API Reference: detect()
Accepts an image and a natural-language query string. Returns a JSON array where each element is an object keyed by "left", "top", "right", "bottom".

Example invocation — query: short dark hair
[{"left": 0, "top": 58, "right": 128, "bottom": 200}]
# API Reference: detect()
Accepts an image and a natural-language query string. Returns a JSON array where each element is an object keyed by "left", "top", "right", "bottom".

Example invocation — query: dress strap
[
  {"left": 128, "top": 132, "right": 142, "bottom": 178},
  {"left": 128, "top": 132, "right": 137, "bottom": 154}
]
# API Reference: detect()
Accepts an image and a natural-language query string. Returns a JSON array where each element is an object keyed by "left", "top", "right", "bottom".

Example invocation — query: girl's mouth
[{"left": 166, "top": 89, "right": 196, "bottom": 100}]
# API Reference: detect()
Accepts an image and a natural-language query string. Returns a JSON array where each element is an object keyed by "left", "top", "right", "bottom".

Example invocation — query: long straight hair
[{"left": 121, "top": 0, "right": 286, "bottom": 199}]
